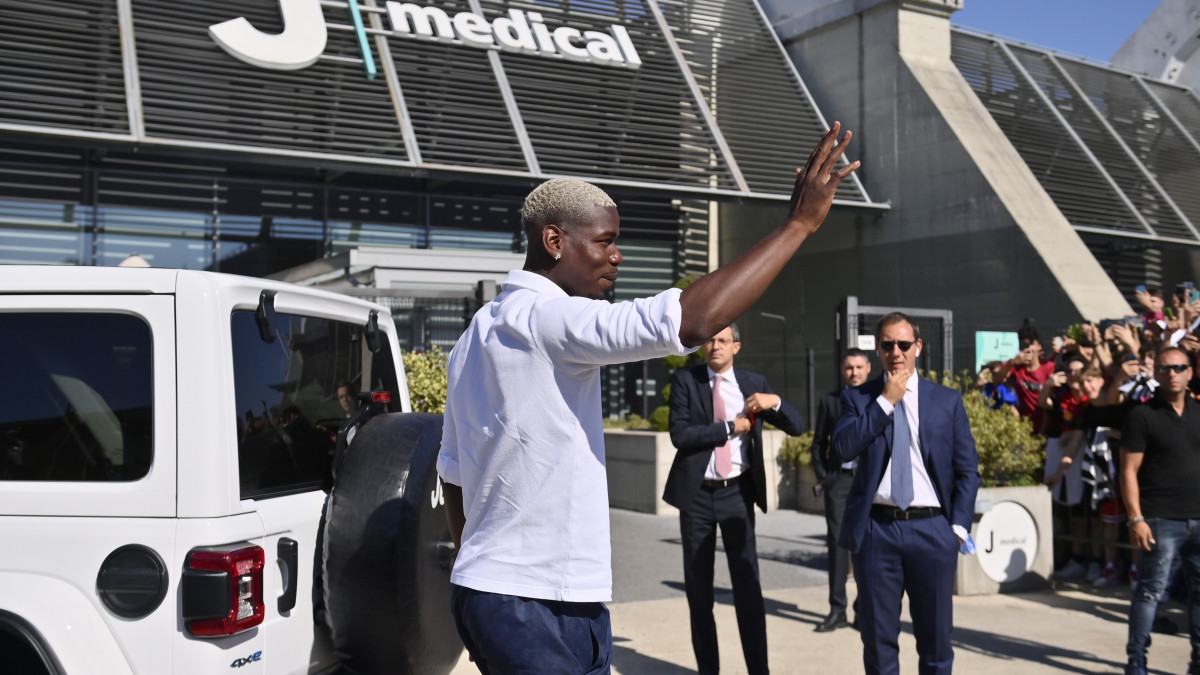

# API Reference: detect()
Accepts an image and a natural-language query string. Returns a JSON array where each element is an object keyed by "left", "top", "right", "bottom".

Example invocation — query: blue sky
[{"left": 951, "top": 0, "right": 1162, "bottom": 63}]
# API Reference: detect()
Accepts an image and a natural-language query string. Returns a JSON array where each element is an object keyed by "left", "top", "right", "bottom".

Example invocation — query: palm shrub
[{"left": 402, "top": 346, "right": 448, "bottom": 414}]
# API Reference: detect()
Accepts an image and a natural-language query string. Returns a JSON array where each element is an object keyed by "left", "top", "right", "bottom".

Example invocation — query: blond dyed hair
[{"left": 521, "top": 178, "right": 616, "bottom": 240}]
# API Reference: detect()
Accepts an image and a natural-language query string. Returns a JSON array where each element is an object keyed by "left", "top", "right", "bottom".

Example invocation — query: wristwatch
[{"left": 726, "top": 421, "right": 735, "bottom": 438}]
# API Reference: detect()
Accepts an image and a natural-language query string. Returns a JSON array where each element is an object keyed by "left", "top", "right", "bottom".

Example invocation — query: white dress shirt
[
  {"left": 873, "top": 374, "right": 938, "bottom": 508},
  {"left": 437, "top": 270, "right": 694, "bottom": 602}
]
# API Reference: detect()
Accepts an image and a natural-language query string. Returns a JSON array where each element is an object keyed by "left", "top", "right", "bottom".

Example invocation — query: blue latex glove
[{"left": 959, "top": 533, "right": 976, "bottom": 555}]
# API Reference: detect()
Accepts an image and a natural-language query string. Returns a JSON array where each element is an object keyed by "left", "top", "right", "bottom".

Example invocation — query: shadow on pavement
[
  {"left": 762, "top": 595, "right": 829, "bottom": 627},
  {"left": 612, "top": 636, "right": 694, "bottom": 675},
  {"left": 1008, "top": 583, "right": 1133, "bottom": 626},
  {"left": 659, "top": 536, "right": 830, "bottom": 572},
  {"left": 658, "top": 582, "right": 832, "bottom": 628},
  {"left": 947, "top": 622, "right": 1129, "bottom": 674}
]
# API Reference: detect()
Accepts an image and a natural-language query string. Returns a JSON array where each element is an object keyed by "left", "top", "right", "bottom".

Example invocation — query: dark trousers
[
  {"left": 450, "top": 584, "right": 612, "bottom": 675},
  {"left": 679, "top": 476, "right": 768, "bottom": 675},
  {"left": 823, "top": 471, "right": 854, "bottom": 615},
  {"left": 852, "top": 511, "right": 959, "bottom": 675}
]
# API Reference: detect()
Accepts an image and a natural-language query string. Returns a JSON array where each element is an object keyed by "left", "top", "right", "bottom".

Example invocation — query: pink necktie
[{"left": 712, "top": 374, "right": 732, "bottom": 478}]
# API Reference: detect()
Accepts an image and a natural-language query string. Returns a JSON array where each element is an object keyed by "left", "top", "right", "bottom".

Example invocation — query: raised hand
[
  {"left": 786, "top": 122, "right": 861, "bottom": 236},
  {"left": 883, "top": 368, "right": 912, "bottom": 406},
  {"left": 745, "top": 393, "right": 780, "bottom": 415}
]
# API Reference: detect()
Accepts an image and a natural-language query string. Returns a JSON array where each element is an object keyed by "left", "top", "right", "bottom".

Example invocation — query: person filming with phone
[{"left": 993, "top": 321, "right": 1055, "bottom": 431}]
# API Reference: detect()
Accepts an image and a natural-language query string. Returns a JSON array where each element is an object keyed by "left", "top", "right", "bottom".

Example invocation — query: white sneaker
[
  {"left": 1086, "top": 561, "right": 1103, "bottom": 582},
  {"left": 1056, "top": 559, "right": 1088, "bottom": 580},
  {"left": 1094, "top": 562, "right": 1122, "bottom": 588}
]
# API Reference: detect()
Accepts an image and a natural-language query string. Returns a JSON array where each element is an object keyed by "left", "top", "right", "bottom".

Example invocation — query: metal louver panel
[
  {"left": 676, "top": 200, "right": 710, "bottom": 279},
  {"left": 656, "top": 0, "right": 866, "bottom": 201},
  {"left": 1147, "top": 82, "right": 1200, "bottom": 144},
  {"left": 1005, "top": 44, "right": 1160, "bottom": 236},
  {"left": 1057, "top": 58, "right": 1200, "bottom": 240},
  {"left": 951, "top": 33, "right": 1145, "bottom": 236},
  {"left": 950, "top": 30, "right": 1200, "bottom": 244},
  {"left": 0, "top": 2, "right": 129, "bottom": 136},
  {"left": 485, "top": 0, "right": 739, "bottom": 190},
  {"left": 132, "top": 0, "right": 408, "bottom": 161},
  {"left": 612, "top": 198, "right": 687, "bottom": 300},
  {"left": 383, "top": 0, "right": 528, "bottom": 170},
  {"left": 0, "top": 146, "right": 88, "bottom": 203}
]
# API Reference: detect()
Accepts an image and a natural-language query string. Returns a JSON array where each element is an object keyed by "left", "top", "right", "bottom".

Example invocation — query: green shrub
[
  {"left": 779, "top": 430, "right": 815, "bottom": 467},
  {"left": 650, "top": 405, "right": 670, "bottom": 431},
  {"left": 603, "top": 414, "right": 653, "bottom": 430},
  {"left": 961, "top": 388, "right": 1045, "bottom": 487},
  {"left": 402, "top": 347, "right": 447, "bottom": 414}
]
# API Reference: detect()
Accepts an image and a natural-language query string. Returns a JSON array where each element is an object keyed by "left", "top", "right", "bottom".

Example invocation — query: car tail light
[
  {"left": 371, "top": 391, "right": 391, "bottom": 403},
  {"left": 181, "top": 545, "right": 264, "bottom": 637}
]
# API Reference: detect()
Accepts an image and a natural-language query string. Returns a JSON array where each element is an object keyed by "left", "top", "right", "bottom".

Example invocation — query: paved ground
[{"left": 451, "top": 510, "right": 1194, "bottom": 674}]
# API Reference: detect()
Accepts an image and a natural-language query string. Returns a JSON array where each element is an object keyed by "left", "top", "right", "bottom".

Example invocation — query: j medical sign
[{"left": 209, "top": 0, "right": 643, "bottom": 78}]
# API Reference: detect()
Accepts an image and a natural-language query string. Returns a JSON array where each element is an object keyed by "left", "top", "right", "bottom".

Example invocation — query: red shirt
[
  {"left": 1052, "top": 390, "right": 1088, "bottom": 437},
  {"left": 1008, "top": 360, "right": 1056, "bottom": 428}
]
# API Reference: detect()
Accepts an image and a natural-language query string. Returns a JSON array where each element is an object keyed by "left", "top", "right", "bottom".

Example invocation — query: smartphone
[
  {"left": 1135, "top": 284, "right": 1147, "bottom": 294},
  {"left": 1176, "top": 282, "right": 1194, "bottom": 302},
  {"left": 1190, "top": 290, "right": 1200, "bottom": 303}
]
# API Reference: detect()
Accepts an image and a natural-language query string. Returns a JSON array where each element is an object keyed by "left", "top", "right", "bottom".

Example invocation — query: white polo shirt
[{"left": 437, "top": 270, "right": 693, "bottom": 602}]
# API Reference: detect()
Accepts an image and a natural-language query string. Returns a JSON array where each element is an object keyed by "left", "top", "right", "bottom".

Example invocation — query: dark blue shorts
[{"left": 451, "top": 584, "right": 612, "bottom": 675}]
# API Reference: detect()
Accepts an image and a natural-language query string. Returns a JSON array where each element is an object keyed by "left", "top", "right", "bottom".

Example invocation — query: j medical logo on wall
[{"left": 209, "top": 0, "right": 643, "bottom": 78}]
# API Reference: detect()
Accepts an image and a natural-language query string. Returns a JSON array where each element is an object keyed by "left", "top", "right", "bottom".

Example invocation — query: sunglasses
[
  {"left": 1156, "top": 364, "right": 1191, "bottom": 375},
  {"left": 880, "top": 340, "right": 916, "bottom": 352}
]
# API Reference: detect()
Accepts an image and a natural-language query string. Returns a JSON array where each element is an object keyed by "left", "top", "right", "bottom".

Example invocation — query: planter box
[
  {"left": 954, "top": 485, "right": 1053, "bottom": 595},
  {"left": 604, "top": 429, "right": 802, "bottom": 516},
  {"left": 781, "top": 461, "right": 825, "bottom": 514}
]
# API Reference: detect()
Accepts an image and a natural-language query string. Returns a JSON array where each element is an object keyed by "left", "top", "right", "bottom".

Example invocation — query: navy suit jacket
[
  {"left": 831, "top": 375, "right": 980, "bottom": 553},
  {"left": 663, "top": 365, "right": 805, "bottom": 513}
]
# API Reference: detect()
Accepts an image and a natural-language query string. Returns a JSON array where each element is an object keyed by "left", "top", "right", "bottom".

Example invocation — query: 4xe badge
[{"left": 231, "top": 651, "right": 262, "bottom": 668}]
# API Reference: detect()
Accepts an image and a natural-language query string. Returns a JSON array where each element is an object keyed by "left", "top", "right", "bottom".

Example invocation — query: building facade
[{"left": 0, "top": 0, "right": 881, "bottom": 417}]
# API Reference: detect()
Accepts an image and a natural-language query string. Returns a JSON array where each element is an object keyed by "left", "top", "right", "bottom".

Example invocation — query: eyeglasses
[
  {"left": 880, "top": 340, "right": 916, "bottom": 353},
  {"left": 1156, "top": 364, "right": 1191, "bottom": 375}
]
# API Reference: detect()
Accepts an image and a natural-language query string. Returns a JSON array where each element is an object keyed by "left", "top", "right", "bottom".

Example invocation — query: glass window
[
  {"left": 0, "top": 199, "right": 90, "bottom": 266},
  {"left": 0, "top": 313, "right": 153, "bottom": 482},
  {"left": 231, "top": 310, "right": 400, "bottom": 499}
]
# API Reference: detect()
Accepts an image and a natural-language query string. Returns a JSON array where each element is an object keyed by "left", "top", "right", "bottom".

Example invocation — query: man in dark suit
[
  {"left": 664, "top": 323, "right": 805, "bottom": 675},
  {"left": 811, "top": 347, "right": 871, "bottom": 632},
  {"left": 833, "top": 313, "right": 980, "bottom": 675}
]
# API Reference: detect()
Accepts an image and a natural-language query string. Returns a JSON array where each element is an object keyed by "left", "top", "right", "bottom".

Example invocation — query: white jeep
[{"left": 0, "top": 266, "right": 460, "bottom": 674}]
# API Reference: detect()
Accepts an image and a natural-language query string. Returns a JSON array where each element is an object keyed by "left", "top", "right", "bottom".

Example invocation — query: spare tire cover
[{"left": 322, "top": 412, "right": 461, "bottom": 674}]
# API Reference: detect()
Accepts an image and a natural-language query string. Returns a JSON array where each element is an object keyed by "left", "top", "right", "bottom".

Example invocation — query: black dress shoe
[{"left": 814, "top": 612, "right": 850, "bottom": 632}]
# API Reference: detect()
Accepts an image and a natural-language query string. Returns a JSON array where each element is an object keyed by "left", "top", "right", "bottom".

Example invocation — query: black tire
[{"left": 322, "top": 412, "right": 461, "bottom": 675}]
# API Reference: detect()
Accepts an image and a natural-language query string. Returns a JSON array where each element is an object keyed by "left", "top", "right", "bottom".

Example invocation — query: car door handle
[{"left": 278, "top": 538, "right": 298, "bottom": 613}]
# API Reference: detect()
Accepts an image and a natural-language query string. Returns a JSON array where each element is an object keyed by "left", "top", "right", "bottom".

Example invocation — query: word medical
[{"left": 385, "top": 3, "right": 642, "bottom": 69}]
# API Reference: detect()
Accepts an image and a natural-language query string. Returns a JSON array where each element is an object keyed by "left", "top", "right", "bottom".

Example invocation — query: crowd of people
[{"left": 982, "top": 285, "right": 1200, "bottom": 674}]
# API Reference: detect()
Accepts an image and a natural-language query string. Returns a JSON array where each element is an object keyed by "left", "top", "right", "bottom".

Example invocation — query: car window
[
  {"left": 0, "top": 313, "right": 153, "bottom": 482},
  {"left": 231, "top": 310, "right": 399, "bottom": 499}
]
